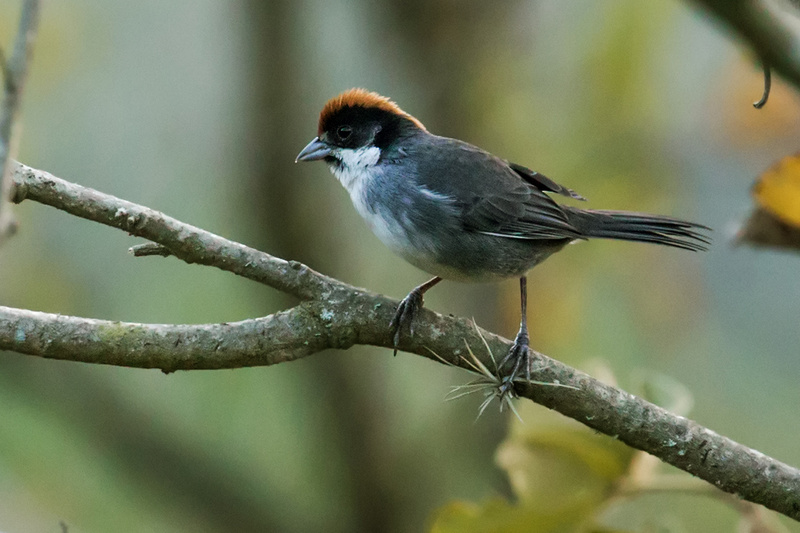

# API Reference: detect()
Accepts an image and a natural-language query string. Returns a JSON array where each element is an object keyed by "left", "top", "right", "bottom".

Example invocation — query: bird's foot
[
  {"left": 498, "top": 329, "right": 532, "bottom": 396},
  {"left": 389, "top": 288, "right": 425, "bottom": 356}
]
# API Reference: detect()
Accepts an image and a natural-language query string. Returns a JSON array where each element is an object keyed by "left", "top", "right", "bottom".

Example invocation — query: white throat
[
  {"left": 330, "top": 146, "right": 381, "bottom": 191},
  {"left": 328, "top": 144, "right": 418, "bottom": 256}
]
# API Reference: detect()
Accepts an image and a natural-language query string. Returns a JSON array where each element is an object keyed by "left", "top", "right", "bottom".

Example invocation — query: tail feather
[{"left": 565, "top": 208, "right": 711, "bottom": 252}]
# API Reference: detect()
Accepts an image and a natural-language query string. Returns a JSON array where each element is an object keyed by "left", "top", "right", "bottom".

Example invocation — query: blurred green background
[{"left": 1, "top": 1, "right": 799, "bottom": 531}]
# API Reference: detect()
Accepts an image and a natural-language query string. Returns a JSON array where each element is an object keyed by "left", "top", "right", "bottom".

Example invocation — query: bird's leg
[
  {"left": 499, "top": 276, "right": 532, "bottom": 386},
  {"left": 389, "top": 276, "right": 442, "bottom": 356}
]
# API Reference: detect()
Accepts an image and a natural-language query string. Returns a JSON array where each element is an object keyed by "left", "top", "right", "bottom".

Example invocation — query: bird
[{"left": 296, "top": 88, "right": 709, "bottom": 389}]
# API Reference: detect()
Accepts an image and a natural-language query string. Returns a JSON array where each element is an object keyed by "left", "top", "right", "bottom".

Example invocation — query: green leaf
[{"left": 430, "top": 497, "right": 596, "bottom": 533}]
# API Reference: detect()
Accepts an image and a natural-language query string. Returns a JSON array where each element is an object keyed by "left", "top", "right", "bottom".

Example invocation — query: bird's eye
[{"left": 337, "top": 125, "right": 352, "bottom": 140}]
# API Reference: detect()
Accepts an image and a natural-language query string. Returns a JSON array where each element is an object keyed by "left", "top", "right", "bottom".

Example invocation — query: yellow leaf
[{"left": 753, "top": 154, "right": 800, "bottom": 227}]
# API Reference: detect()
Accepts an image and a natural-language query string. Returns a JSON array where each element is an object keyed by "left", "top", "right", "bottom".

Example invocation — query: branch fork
[{"left": 0, "top": 161, "right": 798, "bottom": 521}]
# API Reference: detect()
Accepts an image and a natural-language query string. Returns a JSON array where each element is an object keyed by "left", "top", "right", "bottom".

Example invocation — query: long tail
[{"left": 565, "top": 208, "right": 711, "bottom": 252}]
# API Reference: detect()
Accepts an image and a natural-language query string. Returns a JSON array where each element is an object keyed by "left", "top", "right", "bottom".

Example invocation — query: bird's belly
[
  {"left": 359, "top": 206, "right": 567, "bottom": 282},
  {"left": 345, "top": 175, "right": 568, "bottom": 282},
  {"left": 424, "top": 234, "right": 569, "bottom": 282},
  {"left": 357, "top": 205, "right": 442, "bottom": 269}
]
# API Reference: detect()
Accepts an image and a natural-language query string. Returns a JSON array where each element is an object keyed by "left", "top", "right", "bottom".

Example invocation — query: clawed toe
[
  {"left": 389, "top": 289, "right": 423, "bottom": 355},
  {"left": 498, "top": 332, "right": 532, "bottom": 397},
  {"left": 388, "top": 277, "right": 442, "bottom": 356}
]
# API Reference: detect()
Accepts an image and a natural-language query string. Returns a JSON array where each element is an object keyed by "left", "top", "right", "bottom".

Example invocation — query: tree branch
[
  {"left": 9, "top": 162, "right": 332, "bottom": 301},
  {"left": 2, "top": 161, "right": 799, "bottom": 521},
  {"left": 689, "top": 0, "right": 800, "bottom": 91},
  {"left": 0, "top": 0, "right": 40, "bottom": 244}
]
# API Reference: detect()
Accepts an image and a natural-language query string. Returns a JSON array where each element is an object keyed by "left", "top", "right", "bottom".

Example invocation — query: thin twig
[
  {"left": 0, "top": 0, "right": 41, "bottom": 244},
  {"left": 754, "top": 61, "right": 772, "bottom": 109},
  {"left": 129, "top": 242, "right": 173, "bottom": 257},
  {"left": 689, "top": 0, "right": 800, "bottom": 91}
]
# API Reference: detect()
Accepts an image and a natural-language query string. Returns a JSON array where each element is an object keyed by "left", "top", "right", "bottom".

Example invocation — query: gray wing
[
  {"left": 508, "top": 162, "right": 586, "bottom": 201},
  {"left": 411, "top": 136, "right": 584, "bottom": 240}
]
